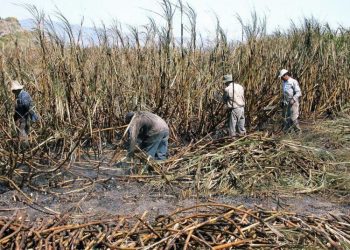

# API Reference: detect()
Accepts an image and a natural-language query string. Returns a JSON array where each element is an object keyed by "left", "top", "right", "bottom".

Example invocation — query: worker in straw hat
[
  {"left": 278, "top": 69, "right": 302, "bottom": 133},
  {"left": 11, "top": 80, "right": 38, "bottom": 149},
  {"left": 222, "top": 74, "right": 246, "bottom": 137},
  {"left": 125, "top": 111, "right": 169, "bottom": 160}
]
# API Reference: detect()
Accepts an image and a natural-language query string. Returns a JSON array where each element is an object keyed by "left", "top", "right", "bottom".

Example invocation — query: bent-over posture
[{"left": 126, "top": 111, "right": 169, "bottom": 160}]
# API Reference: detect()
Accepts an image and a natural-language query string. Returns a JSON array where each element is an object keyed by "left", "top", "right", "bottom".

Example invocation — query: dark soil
[
  {"left": 1, "top": 163, "right": 349, "bottom": 222},
  {"left": 1, "top": 119, "right": 349, "bottom": 221}
]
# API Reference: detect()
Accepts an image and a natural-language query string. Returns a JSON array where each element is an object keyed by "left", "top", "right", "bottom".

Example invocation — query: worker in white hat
[
  {"left": 278, "top": 69, "right": 302, "bottom": 133},
  {"left": 11, "top": 80, "right": 37, "bottom": 149},
  {"left": 222, "top": 74, "right": 246, "bottom": 137}
]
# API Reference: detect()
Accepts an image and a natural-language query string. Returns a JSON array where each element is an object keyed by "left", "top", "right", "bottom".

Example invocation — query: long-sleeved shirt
[
  {"left": 14, "top": 90, "right": 33, "bottom": 120},
  {"left": 128, "top": 111, "right": 169, "bottom": 154},
  {"left": 282, "top": 77, "right": 302, "bottom": 104},
  {"left": 223, "top": 82, "right": 245, "bottom": 109}
]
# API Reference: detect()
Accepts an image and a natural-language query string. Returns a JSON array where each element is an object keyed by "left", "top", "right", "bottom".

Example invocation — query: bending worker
[
  {"left": 222, "top": 74, "right": 246, "bottom": 137},
  {"left": 125, "top": 111, "right": 169, "bottom": 160},
  {"left": 278, "top": 69, "right": 302, "bottom": 132}
]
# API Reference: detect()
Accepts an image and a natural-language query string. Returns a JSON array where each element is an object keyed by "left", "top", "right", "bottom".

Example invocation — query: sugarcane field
[{"left": 0, "top": 0, "right": 350, "bottom": 249}]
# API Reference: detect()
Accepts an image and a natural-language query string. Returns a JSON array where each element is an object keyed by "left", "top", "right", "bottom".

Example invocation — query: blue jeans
[{"left": 140, "top": 130, "right": 169, "bottom": 160}]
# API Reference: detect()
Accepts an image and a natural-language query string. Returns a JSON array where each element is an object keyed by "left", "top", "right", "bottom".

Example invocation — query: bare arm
[{"left": 128, "top": 116, "right": 142, "bottom": 156}]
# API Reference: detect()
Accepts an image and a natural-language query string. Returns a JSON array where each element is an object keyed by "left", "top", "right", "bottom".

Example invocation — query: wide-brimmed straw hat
[{"left": 11, "top": 80, "right": 24, "bottom": 91}]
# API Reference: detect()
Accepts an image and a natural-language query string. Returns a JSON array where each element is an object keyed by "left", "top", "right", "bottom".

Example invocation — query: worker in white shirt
[
  {"left": 278, "top": 69, "right": 302, "bottom": 133},
  {"left": 222, "top": 74, "right": 246, "bottom": 137}
]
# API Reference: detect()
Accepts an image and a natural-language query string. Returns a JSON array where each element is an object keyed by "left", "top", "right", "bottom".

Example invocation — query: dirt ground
[
  {"left": 1, "top": 118, "right": 349, "bottom": 222},
  {"left": 0, "top": 163, "right": 349, "bottom": 222}
]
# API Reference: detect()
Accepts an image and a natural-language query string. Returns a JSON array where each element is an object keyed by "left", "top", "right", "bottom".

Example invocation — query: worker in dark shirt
[
  {"left": 125, "top": 111, "right": 169, "bottom": 160},
  {"left": 11, "top": 80, "right": 37, "bottom": 149}
]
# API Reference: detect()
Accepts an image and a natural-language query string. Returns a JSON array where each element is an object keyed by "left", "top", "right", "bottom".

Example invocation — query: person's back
[
  {"left": 129, "top": 111, "right": 169, "bottom": 138},
  {"left": 222, "top": 75, "right": 246, "bottom": 137},
  {"left": 11, "top": 80, "right": 36, "bottom": 150},
  {"left": 14, "top": 90, "right": 33, "bottom": 120},
  {"left": 224, "top": 82, "right": 245, "bottom": 109},
  {"left": 127, "top": 111, "right": 169, "bottom": 160}
]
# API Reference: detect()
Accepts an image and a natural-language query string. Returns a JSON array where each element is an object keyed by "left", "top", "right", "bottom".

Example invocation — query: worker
[
  {"left": 125, "top": 111, "right": 169, "bottom": 160},
  {"left": 11, "top": 80, "right": 38, "bottom": 149},
  {"left": 222, "top": 74, "right": 246, "bottom": 137},
  {"left": 278, "top": 69, "right": 302, "bottom": 133}
]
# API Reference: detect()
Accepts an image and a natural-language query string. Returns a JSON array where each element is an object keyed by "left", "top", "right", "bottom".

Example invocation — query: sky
[{"left": 1, "top": 0, "right": 349, "bottom": 39}]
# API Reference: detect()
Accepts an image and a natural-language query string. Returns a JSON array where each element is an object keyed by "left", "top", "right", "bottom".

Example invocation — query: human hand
[{"left": 289, "top": 98, "right": 295, "bottom": 105}]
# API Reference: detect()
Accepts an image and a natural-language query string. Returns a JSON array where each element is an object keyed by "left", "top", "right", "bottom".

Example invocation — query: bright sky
[{"left": 1, "top": 0, "right": 349, "bottom": 39}]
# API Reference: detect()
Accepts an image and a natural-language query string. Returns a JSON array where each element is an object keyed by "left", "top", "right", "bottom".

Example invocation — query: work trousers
[
  {"left": 283, "top": 101, "right": 301, "bottom": 132},
  {"left": 140, "top": 130, "right": 169, "bottom": 160},
  {"left": 228, "top": 107, "right": 246, "bottom": 137},
  {"left": 16, "top": 116, "right": 30, "bottom": 149}
]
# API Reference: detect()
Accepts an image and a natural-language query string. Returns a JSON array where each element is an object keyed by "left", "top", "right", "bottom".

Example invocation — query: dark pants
[{"left": 140, "top": 130, "right": 169, "bottom": 160}]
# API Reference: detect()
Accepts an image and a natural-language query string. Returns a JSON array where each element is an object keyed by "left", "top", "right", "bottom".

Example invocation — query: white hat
[
  {"left": 278, "top": 69, "right": 288, "bottom": 78},
  {"left": 11, "top": 80, "right": 24, "bottom": 91}
]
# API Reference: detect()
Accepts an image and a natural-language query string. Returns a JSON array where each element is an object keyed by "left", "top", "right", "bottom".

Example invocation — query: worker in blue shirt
[{"left": 11, "top": 80, "right": 38, "bottom": 149}]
